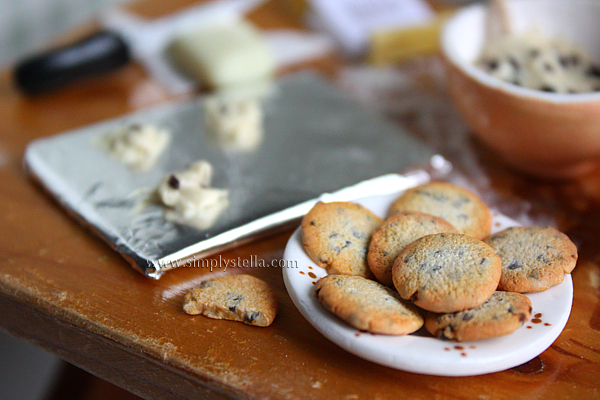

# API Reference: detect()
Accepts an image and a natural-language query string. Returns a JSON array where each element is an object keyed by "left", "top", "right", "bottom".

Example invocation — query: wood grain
[{"left": 1, "top": 0, "right": 599, "bottom": 399}]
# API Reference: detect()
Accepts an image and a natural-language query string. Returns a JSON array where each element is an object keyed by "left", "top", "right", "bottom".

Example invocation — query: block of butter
[{"left": 167, "top": 19, "right": 275, "bottom": 89}]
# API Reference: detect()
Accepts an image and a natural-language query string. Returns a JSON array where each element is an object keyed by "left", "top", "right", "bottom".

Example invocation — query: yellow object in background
[
  {"left": 281, "top": 0, "right": 456, "bottom": 65},
  {"left": 368, "top": 11, "right": 454, "bottom": 66}
]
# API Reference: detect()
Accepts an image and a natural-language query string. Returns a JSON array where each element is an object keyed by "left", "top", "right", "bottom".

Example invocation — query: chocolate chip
[
  {"left": 519, "top": 313, "right": 527, "bottom": 324},
  {"left": 462, "top": 313, "right": 474, "bottom": 321},
  {"left": 560, "top": 55, "right": 580, "bottom": 67},
  {"left": 486, "top": 59, "right": 499, "bottom": 71},
  {"left": 168, "top": 175, "right": 180, "bottom": 189},
  {"left": 536, "top": 254, "right": 550, "bottom": 264},
  {"left": 309, "top": 221, "right": 316, "bottom": 226},
  {"left": 342, "top": 240, "right": 352, "bottom": 249},
  {"left": 529, "top": 49, "right": 540, "bottom": 58},
  {"left": 351, "top": 228, "right": 365, "bottom": 239},
  {"left": 507, "top": 261, "right": 522, "bottom": 270},
  {"left": 586, "top": 65, "right": 600, "bottom": 78},
  {"left": 540, "top": 85, "right": 556, "bottom": 92},
  {"left": 246, "top": 312, "right": 260, "bottom": 323},
  {"left": 227, "top": 293, "right": 243, "bottom": 312},
  {"left": 199, "top": 280, "right": 214, "bottom": 288},
  {"left": 329, "top": 233, "right": 340, "bottom": 239}
]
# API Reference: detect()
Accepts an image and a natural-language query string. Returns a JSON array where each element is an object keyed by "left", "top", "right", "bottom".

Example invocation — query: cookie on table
[
  {"left": 368, "top": 211, "right": 458, "bottom": 287},
  {"left": 183, "top": 274, "right": 277, "bottom": 327},
  {"left": 425, "top": 291, "right": 533, "bottom": 342},
  {"left": 392, "top": 233, "right": 501, "bottom": 313},
  {"left": 388, "top": 182, "right": 491, "bottom": 240},
  {"left": 484, "top": 226, "right": 578, "bottom": 293},
  {"left": 302, "top": 201, "right": 383, "bottom": 278},
  {"left": 315, "top": 274, "right": 424, "bottom": 335}
]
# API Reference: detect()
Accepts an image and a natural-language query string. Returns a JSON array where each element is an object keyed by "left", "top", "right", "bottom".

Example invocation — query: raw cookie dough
[
  {"left": 157, "top": 160, "right": 229, "bottom": 230},
  {"left": 204, "top": 97, "right": 263, "bottom": 150},
  {"left": 477, "top": 30, "right": 600, "bottom": 93},
  {"left": 101, "top": 123, "right": 170, "bottom": 170}
]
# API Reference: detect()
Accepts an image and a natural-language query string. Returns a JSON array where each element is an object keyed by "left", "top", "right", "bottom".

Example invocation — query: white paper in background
[{"left": 307, "top": 0, "right": 435, "bottom": 57}]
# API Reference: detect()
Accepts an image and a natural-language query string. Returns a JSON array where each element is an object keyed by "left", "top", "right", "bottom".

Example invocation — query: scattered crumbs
[
  {"left": 534, "top": 313, "right": 542, "bottom": 318},
  {"left": 444, "top": 347, "right": 451, "bottom": 351},
  {"left": 544, "top": 323, "right": 551, "bottom": 326},
  {"left": 532, "top": 318, "right": 542, "bottom": 324},
  {"left": 461, "top": 352, "right": 467, "bottom": 357},
  {"left": 527, "top": 326, "right": 533, "bottom": 329},
  {"left": 308, "top": 272, "right": 317, "bottom": 279},
  {"left": 469, "top": 345, "right": 476, "bottom": 349},
  {"left": 299, "top": 271, "right": 306, "bottom": 275},
  {"left": 308, "top": 266, "right": 313, "bottom": 270},
  {"left": 454, "top": 346, "right": 464, "bottom": 350}
]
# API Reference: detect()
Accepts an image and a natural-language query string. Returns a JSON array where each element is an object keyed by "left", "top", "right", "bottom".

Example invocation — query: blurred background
[{"left": 0, "top": 0, "right": 131, "bottom": 68}]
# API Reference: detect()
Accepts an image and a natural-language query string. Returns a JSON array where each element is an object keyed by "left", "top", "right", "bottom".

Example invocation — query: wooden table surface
[{"left": 1, "top": 1, "right": 600, "bottom": 399}]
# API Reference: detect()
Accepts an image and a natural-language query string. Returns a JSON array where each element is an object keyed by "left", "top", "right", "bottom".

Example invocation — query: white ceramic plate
[{"left": 282, "top": 192, "right": 573, "bottom": 376}]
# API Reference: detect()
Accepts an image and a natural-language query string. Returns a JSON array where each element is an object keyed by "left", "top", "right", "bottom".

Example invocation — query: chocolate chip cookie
[
  {"left": 368, "top": 211, "right": 458, "bottom": 287},
  {"left": 315, "top": 274, "right": 424, "bottom": 335},
  {"left": 392, "top": 233, "right": 502, "bottom": 313},
  {"left": 388, "top": 182, "right": 491, "bottom": 240},
  {"left": 183, "top": 274, "right": 278, "bottom": 327},
  {"left": 302, "top": 201, "right": 383, "bottom": 278},
  {"left": 425, "top": 291, "right": 533, "bottom": 341},
  {"left": 485, "top": 226, "right": 578, "bottom": 293}
]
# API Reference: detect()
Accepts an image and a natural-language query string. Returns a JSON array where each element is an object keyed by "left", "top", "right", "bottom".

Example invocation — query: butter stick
[{"left": 168, "top": 19, "right": 275, "bottom": 89}]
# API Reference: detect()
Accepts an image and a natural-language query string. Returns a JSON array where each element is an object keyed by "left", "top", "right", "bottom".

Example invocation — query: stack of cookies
[{"left": 303, "top": 182, "right": 578, "bottom": 342}]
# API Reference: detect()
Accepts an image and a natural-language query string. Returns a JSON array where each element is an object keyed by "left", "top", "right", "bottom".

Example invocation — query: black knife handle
[{"left": 14, "top": 30, "right": 131, "bottom": 95}]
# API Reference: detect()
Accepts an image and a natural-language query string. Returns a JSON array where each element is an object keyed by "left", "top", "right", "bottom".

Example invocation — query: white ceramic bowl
[{"left": 441, "top": 0, "right": 600, "bottom": 178}]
